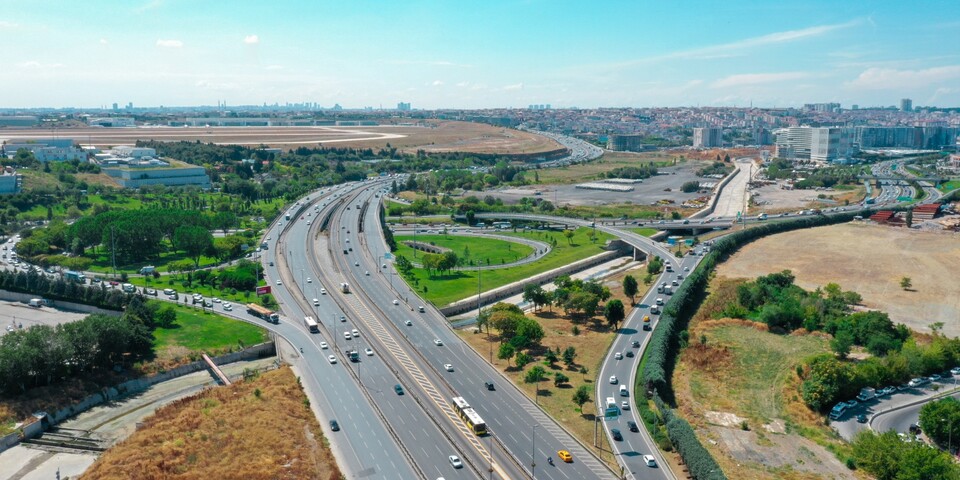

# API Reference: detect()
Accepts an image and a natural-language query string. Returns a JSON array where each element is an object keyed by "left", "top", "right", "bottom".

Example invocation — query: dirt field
[
  {"left": 717, "top": 222, "right": 960, "bottom": 337},
  {"left": 2, "top": 120, "right": 561, "bottom": 154},
  {"left": 750, "top": 183, "right": 865, "bottom": 213}
]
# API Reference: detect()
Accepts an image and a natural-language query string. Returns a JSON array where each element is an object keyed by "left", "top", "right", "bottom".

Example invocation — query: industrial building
[
  {"left": 1, "top": 138, "right": 86, "bottom": 162},
  {"left": 102, "top": 163, "right": 211, "bottom": 189}
]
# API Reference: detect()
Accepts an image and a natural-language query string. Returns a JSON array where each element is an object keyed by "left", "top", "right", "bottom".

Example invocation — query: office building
[
  {"left": 397, "top": 102, "right": 411, "bottom": 111},
  {"left": 775, "top": 127, "right": 855, "bottom": 163},
  {"left": 900, "top": 98, "right": 912, "bottom": 112},
  {"left": 1, "top": 138, "right": 86, "bottom": 162},
  {"left": 89, "top": 117, "right": 135, "bottom": 127},
  {"left": 607, "top": 134, "right": 653, "bottom": 152},
  {"left": 692, "top": 127, "right": 722, "bottom": 148},
  {"left": 102, "top": 163, "right": 211, "bottom": 189}
]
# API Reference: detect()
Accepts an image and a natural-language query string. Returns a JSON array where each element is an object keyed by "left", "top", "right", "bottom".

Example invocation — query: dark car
[
  {"left": 642, "top": 323, "right": 652, "bottom": 331},
  {"left": 627, "top": 421, "right": 639, "bottom": 432},
  {"left": 910, "top": 424, "right": 922, "bottom": 434},
  {"left": 856, "top": 414, "right": 867, "bottom": 423},
  {"left": 394, "top": 384, "right": 404, "bottom": 395},
  {"left": 329, "top": 420, "right": 340, "bottom": 431},
  {"left": 611, "top": 428, "right": 623, "bottom": 441},
  {"left": 625, "top": 350, "right": 635, "bottom": 357},
  {"left": 631, "top": 340, "right": 640, "bottom": 348},
  {"left": 484, "top": 381, "right": 495, "bottom": 391}
]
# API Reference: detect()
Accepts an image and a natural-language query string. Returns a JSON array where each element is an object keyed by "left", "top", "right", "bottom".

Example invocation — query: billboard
[{"left": 256, "top": 285, "right": 271, "bottom": 296}]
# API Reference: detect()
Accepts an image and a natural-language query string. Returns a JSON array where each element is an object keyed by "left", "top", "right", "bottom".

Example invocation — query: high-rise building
[
  {"left": 397, "top": 102, "right": 411, "bottom": 111},
  {"left": 112, "top": 103, "right": 119, "bottom": 112},
  {"left": 692, "top": 127, "right": 722, "bottom": 148},
  {"left": 775, "top": 127, "right": 855, "bottom": 163},
  {"left": 900, "top": 98, "right": 912, "bottom": 112}
]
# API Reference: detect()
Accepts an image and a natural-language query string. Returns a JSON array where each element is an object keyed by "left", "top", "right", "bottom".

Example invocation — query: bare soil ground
[
  {"left": 751, "top": 184, "right": 864, "bottom": 213},
  {"left": 3, "top": 120, "right": 561, "bottom": 155},
  {"left": 716, "top": 222, "right": 960, "bottom": 337}
]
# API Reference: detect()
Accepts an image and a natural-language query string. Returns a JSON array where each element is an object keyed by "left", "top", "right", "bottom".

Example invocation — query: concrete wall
[
  {"left": 690, "top": 164, "right": 741, "bottom": 219},
  {"left": 0, "top": 432, "right": 18, "bottom": 451},
  {"left": 0, "top": 289, "right": 119, "bottom": 315}
]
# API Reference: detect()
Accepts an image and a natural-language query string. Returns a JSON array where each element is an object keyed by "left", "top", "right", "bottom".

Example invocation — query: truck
[
  {"left": 856, "top": 387, "right": 876, "bottom": 402},
  {"left": 663, "top": 285, "right": 673, "bottom": 295},
  {"left": 285, "top": 212, "right": 291, "bottom": 221},
  {"left": 247, "top": 303, "right": 280, "bottom": 324},
  {"left": 345, "top": 349, "right": 359, "bottom": 362},
  {"left": 139, "top": 265, "right": 156, "bottom": 275},
  {"left": 64, "top": 270, "right": 86, "bottom": 283},
  {"left": 28, "top": 298, "right": 46, "bottom": 308},
  {"left": 758, "top": 213, "right": 768, "bottom": 220},
  {"left": 340, "top": 282, "right": 350, "bottom": 294},
  {"left": 121, "top": 283, "right": 136, "bottom": 293},
  {"left": 829, "top": 402, "right": 847, "bottom": 420}
]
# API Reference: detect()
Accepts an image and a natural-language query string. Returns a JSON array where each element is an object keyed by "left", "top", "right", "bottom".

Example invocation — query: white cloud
[
  {"left": 456, "top": 81, "right": 469, "bottom": 87},
  {"left": 156, "top": 39, "right": 183, "bottom": 48},
  {"left": 265, "top": 65, "right": 284, "bottom": 70},
  {"left": 502, "top": 83, "right": 524, "bottom": 91},
  {"left": 18, "top": 61, "right": 63, "bottom": 69},
  {"left": 848, "top": 65, "right": 960, "bottom": 89},
  {"left": 432, "top": 80, "right": 443, "bottom": 86},
  {"left": 712, "top": 72, "right": 812, "bottom": 88},
  {"left": 99, "top": 38, "right": 108, "bottom": 45},
  {"left": 244, "top": 35, "right": 259, "bottom": 44},
  {"left": 0, "top": 21, "right": 19, "bottom": 29}
]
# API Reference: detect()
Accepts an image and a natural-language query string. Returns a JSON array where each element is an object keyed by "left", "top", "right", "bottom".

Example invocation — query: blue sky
[{"left": 2, "top": 0, "right": 959, "bottom": 109}]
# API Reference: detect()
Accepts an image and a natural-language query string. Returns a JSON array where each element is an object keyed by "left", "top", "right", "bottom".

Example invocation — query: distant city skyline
[{"left": 2, "top": 0, "right": 959, "bottom": 109}]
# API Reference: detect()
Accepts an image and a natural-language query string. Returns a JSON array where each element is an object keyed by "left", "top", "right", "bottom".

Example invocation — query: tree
[
  {"left": 562, "top": 346, "right": 577, "bottom": 366},
  {"left": 562, "top": 229, "right": 574, "bottom": 245},
  {"left": 604, "top": 299, "right": 626, "bottom": 329},
  {"left": 573, "top": 385, "right": 591, "bottom": 412},
  {"left": 831, "top": 329, "right": 855, "bottom": 359},
  {"left": 623, "top": 275, "right": 639, "bottom": 305},
  {"left": 174, "top": 225, "right": 214, "bottom": 268},
  {"left": 680, "top": 181, "right": 700, "bottom": 193},
  {"left": 497, "top": 343, "right": 516, "bottom": 366},
  {"left": 554, "top": 372, "right": 569, "bottom": 387},
  {"left": 544, "top": 348, "right": 559, "bottom": 366},
  {"left": 900, "top": 276, "right": 912, "bottom": 290},
  {"left": 919, "top": 397, "right": 960, "bottom": 449},
  {"left": 515, "top": 352, "right": 533, "bottom": 369},
  {"left": 525, "top": 365, "right": 547, "bottom": 385}
]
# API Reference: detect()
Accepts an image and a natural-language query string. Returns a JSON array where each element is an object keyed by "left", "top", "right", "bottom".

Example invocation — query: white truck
[
  {"left": 856, "top": 387, "right": 876, "bottom": 402},
  {"left": 340, "top": 282, "right": 350, "bottom": 294}
]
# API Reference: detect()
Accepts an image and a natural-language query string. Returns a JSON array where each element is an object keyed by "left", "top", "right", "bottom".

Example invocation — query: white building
[
  {"left": 775, "top": 127, "right": 856, "bottom": 164},
  {"left": 693, "top": 127, "right": 722, "bottom": 148}
]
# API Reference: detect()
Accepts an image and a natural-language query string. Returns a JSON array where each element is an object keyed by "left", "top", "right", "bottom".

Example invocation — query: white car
[
  {"left": 449, "top": 456, "right": 463, "bottom": 469},
  {"left": 610, "top": 376, "right": 618, "bottom": 384},
  {"left": 615, "top": 352, "right": 623, "bottom": 360},
  {"left": 621, "top": 401, "right": 631, "bottom": 410},
  {"left": 393, "top": 299, "right": 400, "bottom": 305},
  {"left": 444, "top": 363, "right": 454, "bottom": 372},
  {"left": 351, "top": 329, "right": 359, "bottom": 337},
  {"left": 320, "top": 288, "right": 327, "bottom": 295},
  {"left": 365, "top": 348, "right": 373, "bottom": 356},
  {"left": 434, "top": 339, "right": 443, "bottom": 346},
  {"left": 344, "top": 332, "right": 352, "bottom": 340},
  {"left": 355, "top": 261, "right": 360, "bottom": 266},
  {"left": 276, "top": 279, "right": 282, "bottom": 286},
  {"left": 307, "top": 277, "right": 312, "bottom": 283},
  {"left": 313, "top": 298, "right": 319, "bottom": 306},
  {"left": 212, "top": 297, "right": 221, "bottom": 303},
  {"left": 643, "top": 455, "right": 657, "bottom": 467},
  {"left": 405, "top": 320, "right": 412, "bottom": 326},
  {"left": 320, "top": 342, "right": 328, "bottom": 349},
  {"left": 327, "top": 355, "right": 337, "bottom": 364},
  {"left": 365, "top": 271, "right": 370, "bottom": 276},
  {"left": 222, "top": 303, "right": 232, "bottom": 311}
]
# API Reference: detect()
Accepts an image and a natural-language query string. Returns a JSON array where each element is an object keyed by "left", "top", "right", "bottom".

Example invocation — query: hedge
[
  {"left": 0, "top": 268, "right": 136, "bottom": 311},
  {"left": 638, "top": 210, "right": 867, "bottom": 479}
]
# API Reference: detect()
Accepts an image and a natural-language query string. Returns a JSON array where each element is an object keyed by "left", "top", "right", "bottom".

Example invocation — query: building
[
  {"left": 692, "top": 127, "right": 722, "bottom": 148},
  {"left": 0, "top": 116, "right": 39, "bottom": 127},
  {"left": 102, "top": 163, "right": 211, "bottom": 189},
  {"left": 606, "top": 134, "right": 653, "bottom": 152},
  {"left": 0, "top": 170, "right": 21, "bottom": 194},
  {"left": 900, "top": 98, "right": 913, "bottom": 112},
  {"left": 774, "top": 127, "right": 856, "bottom": 163},
  {"left": 854, "top": 126, "right": 959, "bottom": 150},
  {"left": 1, "top": 138, "right": 86, "bottom": 162},
  {"left": 89, "top": 117, "right": 135, "bottom": 127},
  {"left": 397, "top": 102, "right": 411, "bottom": 111}
]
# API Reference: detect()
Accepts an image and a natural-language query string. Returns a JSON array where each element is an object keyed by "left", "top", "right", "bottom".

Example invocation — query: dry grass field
[
  {"left": 716, "top": 222, "right": 960, "bottom": 337},
  {"left": 81, "top": 366, "right": 339, "bottom": 480},
  {"left": 3, "top": 120, "right": 560, "bottom": 154}
]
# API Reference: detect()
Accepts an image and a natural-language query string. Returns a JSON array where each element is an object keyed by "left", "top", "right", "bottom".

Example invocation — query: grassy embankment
[
  {"left": 393, "top": 233, "right": 534, "bottom": 267},
  {"left": 400, "top": 227, "right": 613, "bottom": 306},
  {"left": 80, "top": 366, "right": 339, "bottom": 480}
]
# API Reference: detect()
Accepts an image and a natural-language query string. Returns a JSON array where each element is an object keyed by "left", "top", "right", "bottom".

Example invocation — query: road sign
[
  {"left": 605, "top": 408, "right": 619, "bottom": 418},
  {"left": 897, "top": 196, "right": 912, "bottom": 202},
  {"left": 384, "top": 252, "right": 393, "bottom": 260},
  {"left": 256, "top": 285, "right": 271, "bottom": 295}
]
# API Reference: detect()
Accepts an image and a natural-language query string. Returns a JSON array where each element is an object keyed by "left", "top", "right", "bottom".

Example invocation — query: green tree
[
  {"left": 919, "top": 397, "right": 960, "bottom": 449},
  {"left": 572, "top": 385, "right": 591, "bottom": 412},
  {"left": 525, "top": 365, "right": 547, "bottom": 385},
  {"left": 554, "top": 372, "right": 569, "bottom": 387},
  {"left": 562, "top": 229, "right": 574, "bottom": 245},
  {"left": 830, "top": 329, "right": 855, "bottom": 359},
  {"left": 604, "top": 299, "right": 626, "bottom": 329},
  {"left": 515, "top": 352, "right": 533, "bottom": 369},
  {"left": 900, "top": 277, "right": 912, "bottom": 290},
  {"left": 497, "top": 343, "right": 516, "bottom": 366},
  {"left": 623, "top": 275, "right": 639, "bottom": 305},
  {"left": 173, "top": 225, "right": 214, "bottom": 268},
  {"left": 544, "top": 348, "right": 559, "bottom": 366},
  {"left": 562, "top": 346, "right": 577, "bottom": 366}
]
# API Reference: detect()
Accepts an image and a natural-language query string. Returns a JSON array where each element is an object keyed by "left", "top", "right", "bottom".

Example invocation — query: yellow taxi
[
  {"left": 643, "top": 315, "right": 651, "bottom": 323},
  {"left": 557, "top": 450, "right": 573, "bottom": 463}
]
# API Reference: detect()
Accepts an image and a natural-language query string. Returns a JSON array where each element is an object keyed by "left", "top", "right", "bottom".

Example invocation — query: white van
[{"left": 619, "top": 385, "right": 629, "bottom": 397}]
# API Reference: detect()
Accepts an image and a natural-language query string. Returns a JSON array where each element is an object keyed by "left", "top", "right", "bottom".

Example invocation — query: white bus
[
  {"left": 451, "top": 396, "right": 487, "bottom": 435},
  {"left": 304, "top": 316, "right": 319, "bottom": 333}
]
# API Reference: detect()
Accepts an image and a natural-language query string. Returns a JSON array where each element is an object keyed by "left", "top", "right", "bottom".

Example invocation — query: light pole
[{"left": 531, "top": 424, "right": 537, "bottom": 479}]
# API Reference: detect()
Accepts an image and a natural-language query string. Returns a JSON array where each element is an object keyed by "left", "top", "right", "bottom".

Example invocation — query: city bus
[
  {"left": 492, "top": 221, "right": 511, "bottom": 229},
  {"left": 451, "top": 396, "right": 487, "bottom": 435},
  {"left": 304, "top": 316, "right": 319, "bottom": 333}
]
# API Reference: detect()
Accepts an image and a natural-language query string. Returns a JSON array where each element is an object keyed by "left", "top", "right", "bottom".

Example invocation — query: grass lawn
[
  {"left": 152, "top": 303, "right": 267, "bottom": 353},
  {"left": 83, "top": 249, "right": 224, "bottom": 274},
  {"left": 940, "top": 180, "right": 960, "bottom": 192},
  {"left": 630, "top": 227, "right": 659, "bottom": 237},
  {"left": 535, "top": 151, "right": 679, "bottom": 184},
  {"left": 394, "top": 234, "right": 534, "bottom": 266},
  {"left": 128, "top": 273, "right": 268, "bottom": 306},
  {"left": 402, "top": 228, "right": 613, "bottom": 306}
]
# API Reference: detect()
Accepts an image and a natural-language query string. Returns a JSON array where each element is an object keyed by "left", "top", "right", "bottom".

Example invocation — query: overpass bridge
[
  {"left": 466, "top": 213, "right": 733, "bottom": 232},
  {"left": 858, "top": 175, "right": 949, "bottom": 184}
]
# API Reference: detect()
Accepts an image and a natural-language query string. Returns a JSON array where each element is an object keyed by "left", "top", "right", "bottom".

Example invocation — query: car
[
  {"left": 418, "top": 305, "right": 425, "bottom": 312},
  {"left": 222, "top": 303, "right": 232, "bottom": 311},
  {"left": 394, "top": 384, "right": 404, "bottom": 395},
  {"left": 434, "top": 339, "right": 443, "bottom": 346},
  {"left": 627, "top": 420, "right": 639, "bottom": 432},
  {"left": 327, "top": 355, "right": 337, "bottom": 364},
  {"left": 845, "top": 400, "right": 858, "bottom": 408},
  {"left": 351, "top": 329, "right": 359, "bottom": 337},
  {"left": 344, "top": 332, "right": 352, "bottom": 340},
  {"left": 643, "top": 323, "right": 652, "bottom": 331},
  {"left": 212, "top": 297, "right": 221, "bottom": 303},
  {"left": 382, "top": 263, "right": 387, "bottom": 269},
  {"left": 320, "top": 342, "right": 328, "bottom": 349},
  {"left": 145, "top": 288, "right": 157, "bottom": 296},
  {"left": 856, "top": 414, "right": 867, "bottom": 423},
  {"left": 671, "top": 280, "right": 679, "bottom": 286},
  {"left": 340, "top": 315, "right": 346, "bottom": 322},
  {"left": 365, "top": 348, "right": 373, "bottom": 356},
  {"left": 625, "top": 350, "right": 634, "bottom": 357},
  {"left": 621, "top": 401, "right": 630, "bottom": 410},
  {"left": 365, "top": 271, "right": 370, "bottom": 276},
  {"left": 615, "top": 352, "right": 623, "bottom": 360},
  {"left": 444, "top": 364, "right": 454, "bottom": 372},
  {"left": 269, "top": 261, "right": 274, "bottom": 266},
  {"left": 930, "top": 374, "right": 942, "bottom": 382},
  {"left": 393, "top": 299, "right": 400, "bottom": 305},
  {"left": 320, "top": 288, "right": 327, "bottom": 295},
  {"left": 557, "top": 450, "right": 573, "bottom": 463},
  {"left": 448, "top": 455, "right": 463, "bottom": 469},
  {"left": 643, "top": 455, "right": 657, "bottom": 467},
  {"left": 909, "top": 423, "right": 922, "bottom": 434},
  {"left": 404, "top": 319, "right": 412, "bottom": 326},
  {"left": 276, "top": 279, "right": 282, "bottom": 285},
  {"left": 683, "top": 266, "right": 690, "bottom": 271},
  {"left": 306, "top": 277, "right": 312, "bottom": 283},
  {"left": 484, "top": 381, "right": 495, "bottom": 391},
  {"left": 951, "top": 367, "right": 960, "bottom": 375},
  {"left": 609, "top": 375, "right": 618, "bottom": 384},
  {"left": 329, "top": 420, "right": 340, "bottom": 431},
  {"left": 313, "top": 298, "right": 319, "bottom": 306},
  {"left": 632, "top": 340, "right": 640, "bottom": 348},
  {"left": 355, "top": 261, "right": 360, "bottom": 266},
  {"left": 879, "top": 386, "right": 896, "bottom": 396},
  {"left": 611, "top": 428, "right": 623, "bottom": 441}
]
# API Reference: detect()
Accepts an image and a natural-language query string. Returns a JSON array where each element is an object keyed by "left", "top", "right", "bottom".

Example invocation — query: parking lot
[{"left": 0, "top": 301, "right": 88, "bottom": 337}]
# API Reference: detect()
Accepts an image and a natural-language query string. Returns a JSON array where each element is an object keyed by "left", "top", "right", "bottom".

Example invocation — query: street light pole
[{"left": 531, "top": 425, "right": 537, "bottom": 479}]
